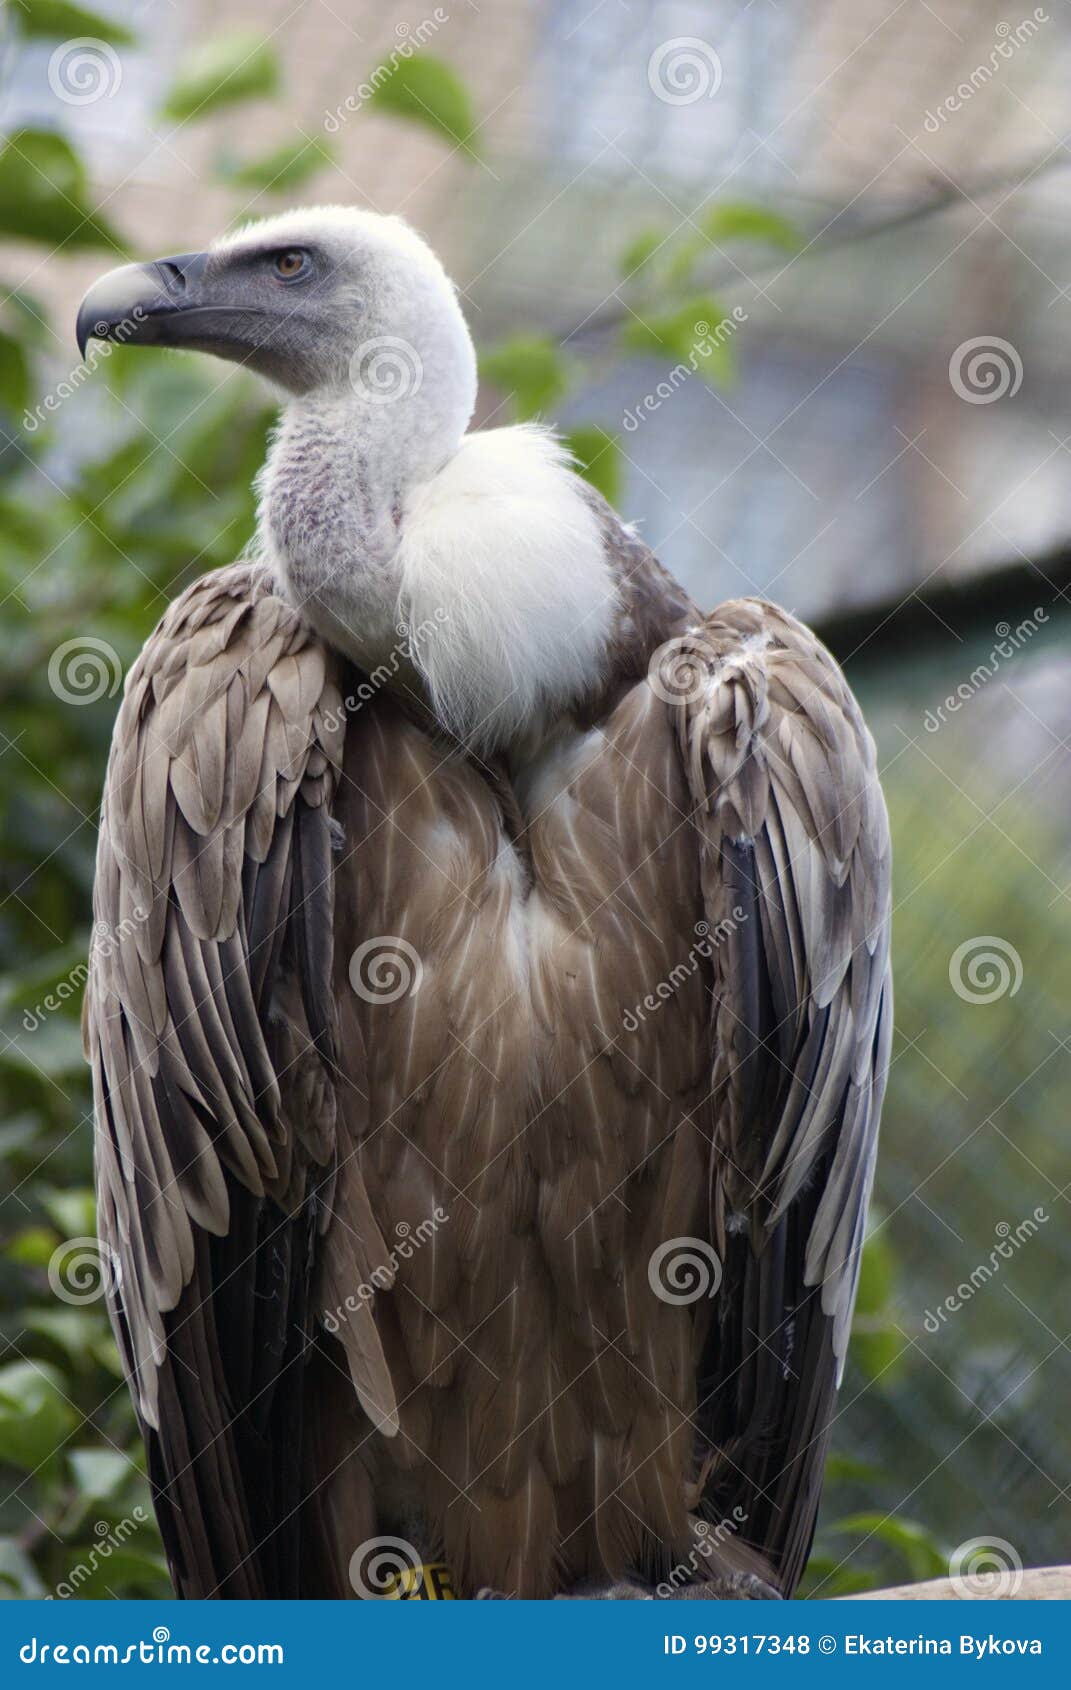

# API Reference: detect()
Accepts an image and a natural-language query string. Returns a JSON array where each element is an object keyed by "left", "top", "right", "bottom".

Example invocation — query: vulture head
[{"left": 76, "top": 204, "right": 477, "bottom": 442}]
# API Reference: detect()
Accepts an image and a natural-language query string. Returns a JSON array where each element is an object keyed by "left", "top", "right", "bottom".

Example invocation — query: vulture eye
[{"left": 273, "top": 250, "right": 309, "bottom": 280}]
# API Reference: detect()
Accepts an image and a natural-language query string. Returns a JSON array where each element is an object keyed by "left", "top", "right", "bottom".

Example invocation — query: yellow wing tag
[{"left": 383, "top": 1563, "right": 457, "bottom": 1600}]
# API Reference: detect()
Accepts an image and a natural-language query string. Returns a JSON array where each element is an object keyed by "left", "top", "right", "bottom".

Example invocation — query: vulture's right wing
[
  {"left": 85, "top": 563, "right": 396, "bottom": 1597},
  {"left": 667, "top": 598, "right": 892, "bottom": 1595}
]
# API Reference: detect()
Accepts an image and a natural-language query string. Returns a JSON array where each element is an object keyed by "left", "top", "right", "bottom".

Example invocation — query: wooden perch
[{"left": 838, "top": 1566, "right": 1071, "bottom": 1601}]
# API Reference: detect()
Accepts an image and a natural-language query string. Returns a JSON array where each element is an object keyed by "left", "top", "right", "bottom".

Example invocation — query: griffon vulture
[{"left": 77, "top": 207, "right": 892, "bottom": 1601}]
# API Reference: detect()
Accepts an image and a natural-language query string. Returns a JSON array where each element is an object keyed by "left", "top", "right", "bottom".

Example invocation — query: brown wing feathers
[
  {"left": 671, "top": 598, "right": 892, "bottom": 1593},
  {"left": 85, "top": 562, "right": 392, "bottom": 1596}
]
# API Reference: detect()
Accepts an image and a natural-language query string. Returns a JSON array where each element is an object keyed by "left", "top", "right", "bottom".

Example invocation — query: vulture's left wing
[
  {"left": 666, "top": 598, "right": 892, "bottom": 1595},
  {"left": 85, "top": 563, "right": 395, "bottom": 1597}
]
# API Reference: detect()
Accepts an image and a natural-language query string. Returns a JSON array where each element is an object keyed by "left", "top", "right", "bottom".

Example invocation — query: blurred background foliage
[{"left": 1, "top": 0, "right": 1069, "bottom": 1601}]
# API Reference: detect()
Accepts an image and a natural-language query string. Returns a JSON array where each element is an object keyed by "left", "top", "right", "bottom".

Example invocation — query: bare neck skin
[{"left": 256, "top": 344, "right": 475, "bottom": 676}]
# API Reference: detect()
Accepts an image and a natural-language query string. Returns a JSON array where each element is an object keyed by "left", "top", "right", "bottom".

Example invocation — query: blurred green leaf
[
  {"left": 702, "top": 201, "right": 800, "bottom": 251},
  {"left": 22, "top": 1308, "right": 111, "bottom": 1370},
  {"left": 850, "top": 1222, "right": 904, "bottom": 1381},
  {"left": 367, "top": 54, "right": 476, "bottom": 151},
  {"left": 0, "top": 1361, "right": 77, "bottom": 1470},
  {"left": 0, "top": 1537, "right": 46, "bottom": 1598},
  {"left": 68, "top": 1447, "right": 131, "bottom": 1502},
  {"left": 563, "top": 425, "right": 620, "bottom": 505},
  {"left": 0, "top": 130, "right": 125, "bottom": 250},
  {"left": 4, "top": 1226, "right": 57, "bottom": 1267},
  {"left": 161, "top": 33, "right": 280, "bottom": 123},
  {"left": 216, "top": 135, "right": 334, "bottom": 192},
  {"left": 619, "top": 230, "right": 662, "bottom": 281},
  {"left": 622, "top": 296, "right": 737, "bottom": 387},
  {"left": 52, "top": 1543, "right": 170, "bottom": 1598},
  {"left": 479, "top": 336, "right": 568, "bottom": 421},
  {"left": 10, "top": 0, "right": 136, "bottom": 43},
  {"left": 37, "top": 1187, "right": 96, "bottom": 1239}
]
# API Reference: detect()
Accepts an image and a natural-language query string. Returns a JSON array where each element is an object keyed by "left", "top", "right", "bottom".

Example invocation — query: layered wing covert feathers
[
  {"left": 84, "top": 562, "right": 395, "bottom": 1596},
  {"left": 665, "top": 599, "right": 892, "bottom": 1593}
]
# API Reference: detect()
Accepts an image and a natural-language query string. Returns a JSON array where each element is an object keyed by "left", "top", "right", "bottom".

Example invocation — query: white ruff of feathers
[
  {"left": 251, "top": 208, "right": 616, "bottom": 749},
  {"left": 397, "top": 426, "right": 616, "bottom": 748}
]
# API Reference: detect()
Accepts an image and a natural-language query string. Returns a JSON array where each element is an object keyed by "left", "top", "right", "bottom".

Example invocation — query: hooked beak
[{"left": 75, "top": 251, "right": 258, "bottom": 361}]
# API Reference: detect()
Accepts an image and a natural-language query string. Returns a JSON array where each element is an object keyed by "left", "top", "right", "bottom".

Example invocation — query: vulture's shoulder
[
  {"left": 105, "top": 559, "right": 344, "bottom": 879},
  {"left": 668, "top": 595, "right": 886, "bottom": 877}
]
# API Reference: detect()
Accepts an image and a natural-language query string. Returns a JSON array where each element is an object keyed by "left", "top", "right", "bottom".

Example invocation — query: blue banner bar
[{"left": 1, "top": 1599, "right": 1067, "bottom": 1686}]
